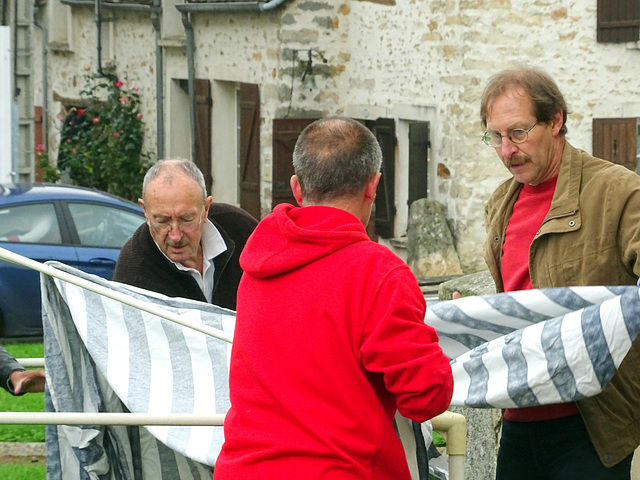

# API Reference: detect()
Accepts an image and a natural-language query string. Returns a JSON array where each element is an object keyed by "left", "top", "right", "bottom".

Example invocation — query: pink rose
[
  {"left": 113, "top": 132, "right": 120, "bottom": 138},
  {"left": 115, "top": 80, "right": 123, "bottom": 88}
]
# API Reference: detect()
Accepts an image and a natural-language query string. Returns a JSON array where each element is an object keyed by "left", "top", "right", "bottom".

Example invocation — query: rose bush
[{"left": 41, "top": 74, "right": 154, "bottom": 202}]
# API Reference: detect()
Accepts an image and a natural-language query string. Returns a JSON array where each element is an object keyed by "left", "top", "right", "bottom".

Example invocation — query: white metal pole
[
  {"left": 0, "top": 246, "right": 233, "bottom": 343},
  {"left": 0, "top": 412, "right": 226, "bottom": 426}
]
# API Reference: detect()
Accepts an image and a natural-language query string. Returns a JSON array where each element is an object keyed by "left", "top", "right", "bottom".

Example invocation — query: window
[
  {"left": 0, "top": 203, "right": 61, "bottom": 244},
  {"left": 597, "top": 0, "right": 640, "bottom": 43},
  {"left": 68, "top": 203, "right": 144, "bottom": 248}
]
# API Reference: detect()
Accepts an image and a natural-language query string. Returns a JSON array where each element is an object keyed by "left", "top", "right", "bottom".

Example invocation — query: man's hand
[{"left": 10, "top": 369, "right": 45, "bottom": 395}]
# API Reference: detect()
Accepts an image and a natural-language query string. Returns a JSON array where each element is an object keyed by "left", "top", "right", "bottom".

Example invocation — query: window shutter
[
  {"left": 369, "top": 119, "right": 396, "bottom": 239},
  {"left": 592, "top": 117, "right": 637, "bottom": 171},
  {"left": 597, "top": 0, "right": 640, "bottom": 43}
]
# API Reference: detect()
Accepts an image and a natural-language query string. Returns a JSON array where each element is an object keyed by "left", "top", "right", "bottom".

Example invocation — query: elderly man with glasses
[
  {"left": 479, "top": 66, "right": 640, "bottom": 480},
  {"left": 114, "top": 159, "right": 258, "bottom": 310}
]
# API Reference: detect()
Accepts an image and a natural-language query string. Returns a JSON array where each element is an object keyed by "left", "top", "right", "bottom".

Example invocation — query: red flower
[
  {"left": 92, "top": 117, "right": 100, "bottom": 124},
  {"left": 115, "top": 80, "right": 123, "bottom": 88},
  {"left": 77, "top": 108, "right": 85, "bottom": 115},
  {"left": 113, "top": 132, "right": 120, "bottom": 138},
  {"left": 36, "top": 143, "right": 45, "bottom": 153}
]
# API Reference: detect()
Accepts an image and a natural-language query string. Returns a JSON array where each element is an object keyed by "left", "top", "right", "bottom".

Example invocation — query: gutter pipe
[
  {"left": 150, "top": 0, "right": 164, "bottom": 159},
  {"left": 33, "top": 5, "right": 48, "bottom": 151},
  {"left": 174, "top": 0, "right": 288, "bottom": 162}
]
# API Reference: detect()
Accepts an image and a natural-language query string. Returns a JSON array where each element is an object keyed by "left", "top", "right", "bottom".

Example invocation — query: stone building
[{"left": 5, "top": 0, "right": 640, "bottom": 271}]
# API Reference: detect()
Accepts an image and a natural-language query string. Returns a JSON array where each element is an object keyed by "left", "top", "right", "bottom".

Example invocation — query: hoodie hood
[{"left": 240, "top": 203, "right": 370, "bottom": 278}]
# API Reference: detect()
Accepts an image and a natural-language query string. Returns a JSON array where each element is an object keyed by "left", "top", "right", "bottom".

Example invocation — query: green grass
[
  {"left": 0, "top": 342, "right": 45, "bottom": 443},
  {"left": 0, "top": 461, "right": 46, "bottom": 479}
]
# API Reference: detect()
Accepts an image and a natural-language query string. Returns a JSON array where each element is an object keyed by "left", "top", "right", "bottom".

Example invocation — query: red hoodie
[{"left": 214, "top": 204, "right": 453, "bottom": 480}]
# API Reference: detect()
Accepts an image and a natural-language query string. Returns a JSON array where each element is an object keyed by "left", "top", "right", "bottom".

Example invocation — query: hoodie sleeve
[{"left": 359, "top": 266, "right": 453, "bottom": 423}]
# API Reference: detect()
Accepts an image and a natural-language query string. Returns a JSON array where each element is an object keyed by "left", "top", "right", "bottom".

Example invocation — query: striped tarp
[
  {"left": 41, "top": 261, "right": 640, "bottom": 478},
  {"left": 42, "top": 262, "right": 234, "bottom": 479},
  {"left": 427, "top": 285, "right": 640, "bottom": 407}
]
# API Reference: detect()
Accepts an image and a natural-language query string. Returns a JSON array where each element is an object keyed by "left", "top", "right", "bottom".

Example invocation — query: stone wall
[{"left": 34, "top": 0, "right": 640, "bottom": 272}]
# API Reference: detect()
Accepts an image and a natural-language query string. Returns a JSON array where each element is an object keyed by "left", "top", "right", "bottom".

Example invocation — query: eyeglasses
[
  {"left": 148, "top": 207, "right": 205, "bottom": 234},
  {"left": 482, "top": 122, "right": 539, "bottom": 147}
]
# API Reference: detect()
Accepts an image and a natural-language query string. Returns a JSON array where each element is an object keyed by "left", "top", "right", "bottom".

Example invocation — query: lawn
[
  {"left": 0, "top": 461, "right": 46, "bottom": 479},
  {"left": 0, "top": 342, "right": 45, "bottom": 443}
]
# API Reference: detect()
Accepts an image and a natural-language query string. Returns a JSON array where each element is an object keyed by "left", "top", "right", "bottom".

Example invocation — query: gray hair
[
  {"left": 142, "top": 159, "right": 207, "bottom": 202},
  {"left": 292, "top": 117, "right": 382, "bottom": 203}
]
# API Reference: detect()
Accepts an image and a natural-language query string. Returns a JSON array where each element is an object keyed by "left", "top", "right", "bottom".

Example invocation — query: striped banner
[
  {"left": 42, "top": 262, "right": 235, "bottom": 479},
  {"left": 41, "top": 261, "right": 640, "bottom": 478},
  {"left": 427, "top": 285, "right": 640, "bottom": 408}
]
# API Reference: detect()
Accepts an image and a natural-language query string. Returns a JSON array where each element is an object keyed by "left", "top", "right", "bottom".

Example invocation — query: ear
[
  {"left": 290, "top": 175, "right": 304, "bottom": 207},
  {"left": 138, "top": 199, "right": 149, "bottom": 223},
  {"left": 550, "top": 109, "right": 564, "bottom": 137},
  {"left": 204, "top": 195, "right": 213, "bottom": 216},
  {"left": 364, "top": 172, "right": 381, "bottom": 206}
]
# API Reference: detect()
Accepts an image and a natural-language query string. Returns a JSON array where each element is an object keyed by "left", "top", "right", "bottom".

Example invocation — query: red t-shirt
[{"left": 501, "top": 176, "right": 579, "bottom": 422}]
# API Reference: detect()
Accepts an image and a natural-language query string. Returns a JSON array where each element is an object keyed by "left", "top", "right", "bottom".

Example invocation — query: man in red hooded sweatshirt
[{"left": 214, "top": 116, "right": 453, "bottom": 480}]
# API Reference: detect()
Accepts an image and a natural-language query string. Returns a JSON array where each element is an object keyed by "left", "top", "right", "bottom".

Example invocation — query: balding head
[{"left": 292, "top": 117, "right": 382, "bottom": 204}]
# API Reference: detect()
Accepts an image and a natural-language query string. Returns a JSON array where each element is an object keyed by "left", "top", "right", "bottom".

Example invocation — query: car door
[
  {"left": 65, "top": 201, "right": 145, "bottom": 280},
  {"left": 0, "top": 201, "right": 78, "bottom": 337}
]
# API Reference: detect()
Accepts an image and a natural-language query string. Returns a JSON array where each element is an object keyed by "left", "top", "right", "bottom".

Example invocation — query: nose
[
  {"left": 499, "top": 137, "right": 518, "bottom": 159},
  {"left": 166, "top": 223, "right": 184, "bottom": 240}
]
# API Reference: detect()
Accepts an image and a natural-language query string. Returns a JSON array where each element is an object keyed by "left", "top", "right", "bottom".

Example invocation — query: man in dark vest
[{"left": 114, "top": 159, "right": 257, "bottom": 310}]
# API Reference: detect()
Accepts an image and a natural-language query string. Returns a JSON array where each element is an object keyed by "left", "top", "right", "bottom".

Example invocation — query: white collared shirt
[{"left": 154, "top": 219, "right": 227, "bottom": 302}]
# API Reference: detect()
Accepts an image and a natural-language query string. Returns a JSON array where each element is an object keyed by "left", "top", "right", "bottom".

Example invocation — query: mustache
[
  {"left": 166, "top": 238, "right": 189, "bottom": 247},
  {"left": 505, "top": 154, "right": 528, "bottom": 167}
]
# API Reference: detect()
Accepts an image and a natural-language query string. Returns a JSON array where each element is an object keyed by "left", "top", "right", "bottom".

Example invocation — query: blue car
[{"left": 0, "top": 183, "right": 145, "bottom": 339}]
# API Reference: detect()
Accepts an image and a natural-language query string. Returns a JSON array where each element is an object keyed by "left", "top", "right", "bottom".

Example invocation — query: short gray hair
[
  {"left": 142, "top": 159, "right": 207, "bottom": 202},
  {"left": 292, "top": 117, "right": 382, "bottom": 203}
]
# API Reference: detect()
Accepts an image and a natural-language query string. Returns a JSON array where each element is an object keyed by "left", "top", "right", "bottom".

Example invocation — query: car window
[
  {"left": 0, "top": 203, "right": 62, "bottom": 244},
  {"left": 68, "top": 202, "right": 144, "bottom": 248}
]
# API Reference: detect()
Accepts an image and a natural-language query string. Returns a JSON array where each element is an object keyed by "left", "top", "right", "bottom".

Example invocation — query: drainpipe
[
  {"left": 150, "top": 0, "right": 164, "bottom": 160},
  {"left": 176, "top": 0, "right": 289, "bottom": 14},
  {"left": 180, "top": 10, "right": 196, "bottom": 163},
  {"left": 174, "top": 0, "right": 289, "bottom": 162},
  {"left": 33, "top": 5, "right": 48, "bottom": 151},
  {"left": 61, "top": 0, "right": 152, "bottom": 13}
]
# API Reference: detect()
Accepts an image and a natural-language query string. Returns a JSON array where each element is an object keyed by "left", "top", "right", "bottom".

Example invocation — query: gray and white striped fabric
[
  {"left": 42, "top": 262, "right": 234, "bottom": 479},
  {"left": 41, "top": 261, "right": 640, "bottom": 478},
  {"left": 427, "top": 285, "right": 640, "bottom": 408}
]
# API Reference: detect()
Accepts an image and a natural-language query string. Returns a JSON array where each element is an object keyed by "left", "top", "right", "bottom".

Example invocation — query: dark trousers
[{"left": 496, "top": 415, "right": 633, "bottom": 480}]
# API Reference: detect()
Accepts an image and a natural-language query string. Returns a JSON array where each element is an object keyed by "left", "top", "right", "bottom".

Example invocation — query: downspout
[
  {"left": 174, "top": 0, "right": 289, "bottom": 163},
  {"left": 150, "top": 0, "right": 164, "bottom": 160},
  {"left": 180, "top": 10, "right": 196, "bottom": 163},
  {"left": 33, "top": 5, "right": 48, "bottom": 151}
]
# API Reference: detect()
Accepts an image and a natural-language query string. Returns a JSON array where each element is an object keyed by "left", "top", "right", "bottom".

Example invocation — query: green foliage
[
  {"left": 0, "top": 343, "right": 45, "bottom": 443},
  {"left": 41, "top": 73, "right": 153, "bottom": 202},
  {"left": 432, "top": 430, "right": 446, "bottom": 447}
]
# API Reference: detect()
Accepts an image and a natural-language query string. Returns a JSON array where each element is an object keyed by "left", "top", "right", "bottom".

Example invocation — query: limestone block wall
[{"left": 33, "top": 0, "right": 640, "bottom": 272}]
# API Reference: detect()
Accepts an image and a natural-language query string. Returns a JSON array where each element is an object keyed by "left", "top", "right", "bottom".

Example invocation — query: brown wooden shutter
[
  {"left": 598, "top": 0, "right": 640, "bottom": 43},
  {"left": 408, "top": 122, "right": 430, "bottom": 207},
  {"left": 194, "top": 79, "right": 213, "bottom": 195},
  {"left": 238, "top": 83, "right": 261, "bottom": 219},
  {"left": 364, "top": 119, "right": 396, "bottom": 239},
  {"left": 271, "top": 118, "right": 316, "bottom": 209},
  {"left": 592, "top": 117, "right": 637, "bottom": 171}
]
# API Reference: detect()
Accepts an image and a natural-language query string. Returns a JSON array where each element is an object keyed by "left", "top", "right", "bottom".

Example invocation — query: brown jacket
[{"left": 484, "top": 140, "right": 640, "bottom": 466}]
